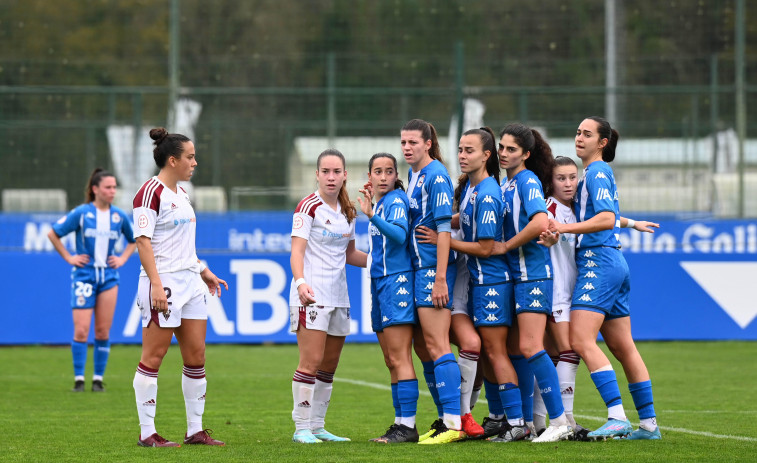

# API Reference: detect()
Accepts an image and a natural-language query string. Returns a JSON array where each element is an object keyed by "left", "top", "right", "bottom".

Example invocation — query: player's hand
[
  {"left": 538, "top": 230, "right": 559, "bottom": 247},
  {"left": 362, "top": 181, "right": 374, "bottom": 200},
  {"left": 67, "top": 254, "right": 89, "bottom": 267},
  {"left": 416, "top": 226, "right": 438, "bottom": 245},
  {"left": 547, "top": 218, "right": 562, "bottom": 234},
  {"left": 431, "top": 279, "right": 448, "bottom": 310},
  {"left": 150, "top": 282, "right": 168, "bottom": 313},
  {"left": 201, "top": 268, "right": 228, "bottom": 297},
  {"left": 108, "top": 255, "right": 126, "bottom": 269},
  {"left": 633, "top": 220, "right": 660, "bottom": 233},
  {"left": 298, "top": 283, "right": 316, "bottom": 306},
  {"left": 357, "top": 188, "right": 374, "bottom": 218},
  {"left": 491, "top": 241, "right": 508, "bottom": 255}
]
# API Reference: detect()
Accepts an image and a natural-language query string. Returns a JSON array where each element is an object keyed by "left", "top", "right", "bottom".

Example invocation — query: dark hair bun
[{"left": 149, "top": 127, "right": 169, "bottom": 145}]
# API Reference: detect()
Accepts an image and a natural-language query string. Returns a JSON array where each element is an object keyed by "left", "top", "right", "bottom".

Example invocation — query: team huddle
[{"left": 288, "top": 117, "right": 662, "bottom": 445}]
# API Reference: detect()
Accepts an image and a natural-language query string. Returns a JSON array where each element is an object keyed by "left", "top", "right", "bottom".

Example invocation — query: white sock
[
  {"left": 134, "top": 363, "right": 158, "bottom": 440},
  {"left": 557, "top": 352, "right": 579, "bottom": 423},
  {"left": 182, "top": 365, "right": 207, "bottom": 436},
  {"left": 292, "top": 370, "right": 316, "bottom": 431},
  {"left": 532, "top": 377, "right": 547, "bottom": 428},
  {"left": 92, "top": 375, "right": 103, "bottom": 382},
  {"left": 399, "top": 416, "right": 416, "bottom": 428},
  {"left": 311, "top": 370, "right": 335, "bottom": 430},
  {"left": 608, "top": 404, "right": 627, "bottom": 421},
  {"left": 640, "top": 417, "right": 658, "bottom": 431},
  {"left": 458, "top": 351, "right": 479, "bottom": 415},
  {"left": 470, "top": 387, "right": 482, "bottom": 411},
  {"left": 443, "top": 413, "right": 461, "bottom": 431}
]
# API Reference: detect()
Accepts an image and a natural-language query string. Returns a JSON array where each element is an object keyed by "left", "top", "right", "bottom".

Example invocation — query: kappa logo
[
  {"left": 425, "top": 282, "right": 434, "bottom": 290},
  {"left": 434, "top": 175, "right": 446, "bottom": 184},
  {"left": 309, "top": 310, "right": 317, "bottom": 322},
  {"left": 529, "top": 287, "right": 543, "bottom": 296},
  {"left": 485, "top": 313, "right": 499, "bottom": 322},
  {"left": 529, "top": 300, "right": 542, "bottom": 308},
  {"left": 398, "top": 301, "right": 408, "bottom": 308},
  {"left": 297, "top": 401, "right": 311, "bottom": 408},
  {"left": 595, "top": 171, "right": 608, "bottom": 180},
  {"left": 579, "top": 294, "right": 592, "bottom": 302},
  {"left": 515, "top": 302, "right": 521, "bottom": 309},
  {"left": 393, "top": 197, "right": 403, "bottom": 204},
  {"left": 582, "top": 283, "right": 595, "bottom": 290},
  {"left": 584, "top": 271, "right": 597, "bottom": 278},
  {"left": 171, "top": 203, "right": 178, "bottom": 210},
  {"left": 485, "top": 288, "right": 499, "bottom": 296},
  {"left": 526, "top": 178, "right": 538, "bottom": 185},
  {"left": 396, "top": 275, "right": 408, "bottom": 283},
  {"left": 485, "top": 301, "right": 499, "bottom": 309},
  {"left": 583, "top": 250, "right": 596, "bottom": 258},
  {"left": 425, "top": 270, "right": 436, "bottom": 277},
  {"left": 482, "top": 195, "right": 494, "bottom": 204},
  {"left": 86, "top": 212, "right": 95, "bottom": 219},
  {"left": 473, "top": 316, "right": 478, "bottom": 322},
  {"left": 397, "top": 287, "right": 409, "bottom": 295},
  {"left": 382, "top": 316, "right": 390, "bottom": 322},
  {"left": 584, "top": 260, "right": 597, "bottom": 268},
  {"left": 424, "top": 295, "right": 432, "bottom": 302}
]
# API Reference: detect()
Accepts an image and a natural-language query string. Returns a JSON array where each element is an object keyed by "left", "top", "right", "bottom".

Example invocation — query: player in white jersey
[
  {"left": 48, "top": 168, "right": 136, "bottom": 392},
  {"left": 290, "top": 149, "right": 367, "bottom": 444},
  {"left": 131, "top": 128, "right": 228, "bottom": 448},
  {"left": 535, "top": 156, "right": 658, "bottom": 439}
]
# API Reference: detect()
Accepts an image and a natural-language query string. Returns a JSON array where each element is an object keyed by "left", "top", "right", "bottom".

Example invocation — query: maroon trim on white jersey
[
  {"left": 546, "top": 197, "right": 558, "bottom": 218},
  {"left": 295, "top": 193, "right": 322, "bottom": 218},
  {"left": 133, "top": 178, "right": 164, "bottom": 212}
]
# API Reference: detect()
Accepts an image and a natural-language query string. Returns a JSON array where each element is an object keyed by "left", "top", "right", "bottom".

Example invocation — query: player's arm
[
  {"left": 345, "top": 239, "right": 368, "bottom": 268},
  {"left": 290, "top": 236, "right": 316, "bottom": 306},
  {"left": 619, "top": 216, "right": 660, "bottom": 233},
  {"left": 504, "top": 211, "right": 548, "bottom": 251},
  {"left": 135, "top": 236, "right": 168, "bottom": 313},
  {"left": 416, "top": 226, "right": 493, "bottom": 258},
  {"left": 47, "top": 229, "right": 89, "bottom": 267},
  {"left": 550, "top": 211, "right": 614, "bottom": 235}
]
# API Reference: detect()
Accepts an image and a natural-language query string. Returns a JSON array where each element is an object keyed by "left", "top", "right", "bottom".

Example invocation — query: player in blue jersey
[
  {"left": 48, "top": 168, "right": 136, "bottom": 392},
  {"left": 417, "top": 127, "right": 526, "bottom": 443},
  {"left": 494, "top": 123, "right": 573, "bottom": 443},
  {"left": 400, "top": 118, "right": 463, "bottom": 444},
  {"left": 357, "top": 153, "right": 419, "bottom": 444},
  {"left": 547, "top": 116, "right": 661, "bottom": 440}
]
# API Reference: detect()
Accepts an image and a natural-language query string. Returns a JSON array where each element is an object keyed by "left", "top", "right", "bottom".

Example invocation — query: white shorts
[
  {"left": 289, "top": 305, "right": 350, "bottom": 336},
  {"left": 551, "top": 303, "right": 571, "bottom": 323},
  {"left": 451, "top": 257, "right": 470, "bottom": 317},
  {"left": 138, "top": 270, "right": 207, "bottom": 328}
]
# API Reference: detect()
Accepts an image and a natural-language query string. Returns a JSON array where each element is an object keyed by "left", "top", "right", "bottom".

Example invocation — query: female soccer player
[
  {"left": 290, "top": 149, "right": 367, "bottom": 444},
  {"left": 534, "top": 156, "right": 658, "bottom": 438},
  {"left": 357, "top": 153, "right": 419, "bottom": 444},
  {"left": 131, "top": 127, "right": 228, "bottom": 447},
  {"left": 48, "top": 168, "right": 136, "bottom": 393},
  {"left": 401, "top": 118, "right": 464, "bottom": 445},
  {"left": 417, "top": 127, "right": 525, "bottom": 443},
  {"left": 546, "top": 116, "right": 661, "bottom": 440},
  {"left": 495, "top": 123, "right": 572, "bottom": 443}
]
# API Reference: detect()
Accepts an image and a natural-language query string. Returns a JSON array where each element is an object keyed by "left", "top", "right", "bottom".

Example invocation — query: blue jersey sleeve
[
  {"left": 520, "top": 178, "right": 547, "bottom": 219},
  {"left": 474, "top": 193, "right": 499, "bottom": 240},
  {"left": 370, "top": 201, "right": 408, "bottom": 245},
  {"left": 586, "top": 169, "right": 615, "bottom": 214},
  {"left": 51, "top": 206, "right": 83, "bottom": 237},
  {"left": 119, "top": 209, "right": 136, "bottom": 243},
  {"left": 427, "top": 175, "right": 453, "bottom": 224}
]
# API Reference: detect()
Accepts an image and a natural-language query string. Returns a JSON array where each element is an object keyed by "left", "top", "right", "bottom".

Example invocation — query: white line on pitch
[{"left": 336, "top": 377, "right": 757, "bottom": 443}]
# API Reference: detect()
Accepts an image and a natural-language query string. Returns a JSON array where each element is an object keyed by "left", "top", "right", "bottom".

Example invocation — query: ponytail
[
  {"left": 586, "top": 116, "right": 620, "bottom": 163},
  {"left": 499, "top": 123, "right": 554, "bottom": 187},
  {"left": 84, "top": 167, "right": 115, "bottom": 203}
]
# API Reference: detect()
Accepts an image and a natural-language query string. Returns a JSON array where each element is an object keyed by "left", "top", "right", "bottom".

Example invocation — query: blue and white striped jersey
[
  {"left": 52, "top": 203, "right": 135, "bottom": 268},
  {"left": 406, "top": 159, "right": 455, "bottom": 270},
  {"left": 368, "top": 189, "right": 412, "bottom": 278},
  {"left": 574, "top": 160, "right": 621, "bottom": 249},
  {"left": 501, "top": 169, "right": 552, "bottom": 282},
  {"left": 460, "top": 176, "right": 509, "bottom": 285}
]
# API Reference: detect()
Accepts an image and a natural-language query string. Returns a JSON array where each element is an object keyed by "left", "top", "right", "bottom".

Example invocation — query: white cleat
[{"left": 532, "top": 424, "right": 573, "bottom": 443}]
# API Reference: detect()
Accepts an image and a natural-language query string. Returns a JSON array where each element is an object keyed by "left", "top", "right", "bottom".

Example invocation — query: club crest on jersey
[
  {"left": 417, "top": 175, "right": 426, "bottom": 187},
  {"left": 293, "top": 216, "right": 304, "bottom": 229},
  {"left": 77, "top": 296, "right": 86, "bottom": 306},
  {"left": 309, "top": 310, "right": 317, "bottom": 322},
  {"left": 162, "top": 310, "right": 171, "bottom": 321},
  {"left": 111, "top": 212, "right": 121, "bottom": 223},
  {"left": 507, "top": 180, "right": 517, "bottom": 191},
  {"left": 138, "top": 214, "right": 148, "bottom": 228}
]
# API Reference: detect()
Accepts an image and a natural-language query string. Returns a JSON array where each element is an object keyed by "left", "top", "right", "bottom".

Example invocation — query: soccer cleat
[
  {"left": 569, "top": 424, "right": 592, "bottom": 441},
  {"left": 292, "top": 429, "right": 322, "bottom": 444},
  {"left": 418, "top": 418, "right": 445, "bottom": 442},
  {"left": 138, "top": 433, "right": 180, "bottom": 447},
  {"left": 480, "top": 417, "right": 508, "bottom": 439},
  {"left": 417, "top": 425, "right": 466, "bottom": 445},
  {"left": 91, "top": 380, "right": 105, "bottom": 392},
  {"left": 71, "top": 380, "right": 85, "bottom": 392},
  {"left": 461, "top": 413, "right": 485, "bottom": 438},
  {"left": 532, "top": 424, "right": 573, "bottom": 443},
  {"left": 184, "top": 429, "right": 225, "bottom": 446},
  {"left": 625, "top": 426, "right": 661, "bottom": 440},
  {"left": 488, "top": 423, "right": 531, "bottom": 443},
  {"left": 311, "top": 427, "right": 351, "bottom": 442},
  {"left": 587, "top": 419, "right": 633, "bottom": 440},
  {"left": 372, "top": 424, "right": 419, "bottom": 443}
]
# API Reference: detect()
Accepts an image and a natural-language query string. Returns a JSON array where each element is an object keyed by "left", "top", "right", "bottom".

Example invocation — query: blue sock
[
  {"left": 422, "top": 360, "right": 443, "bottom": 417},
  {"left": 93, "top": 338, "right": 110, "bottom": 378},
  {"left": 397, "top": 379, "right": 419, "bottom": 418},
  {"left": 629, "top": 380, "right": 656, "bottom": 419},
  {"left": 433, "top": 353, "right": 461, "bottom": 416},
  {"left": 510, "top": 355, "right": 534, "bottom": 422},
  {"left": 528, "top": 350, "right": 565, "bottom": 419},
  {"left": 484, "top": 378, "right": 504, "bottom": 416},
  {"left": 391, "top": 382, "right": 400, "bottom": 419},
  {"left": 498, "top": 382, "right": 524, "bottom": 422},
  {"left": 590, "top": 369, "right": 623, "bottom": 408},
  {"left": 71, "top": 341, "right": 87, "bottom": 378}
]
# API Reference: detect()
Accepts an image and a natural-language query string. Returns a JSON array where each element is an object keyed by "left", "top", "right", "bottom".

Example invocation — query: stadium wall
[{"left": 2, "top": 212, "right": 756, "bottom": 344}]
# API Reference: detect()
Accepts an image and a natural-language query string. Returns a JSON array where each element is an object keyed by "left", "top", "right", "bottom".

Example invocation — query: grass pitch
[{"left": 3, "top": 341, "right": 756, "bottom": 462}]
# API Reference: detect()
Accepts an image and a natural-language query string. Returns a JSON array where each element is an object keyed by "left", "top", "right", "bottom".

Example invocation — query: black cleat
[
  {"left": 372, "top": 424, "right": 419, "bottom": 443},
  {"left": 91, "top": 380, "right": 105, "bottom": 392},
  {"left": 480, "top": 417, "right": 508, "bottom": 439},
  {"left": 569, "top": 423, "right": 592, "bottom": 441},
  {"left": 71, "top": 380, "right": 85, "bottom": 392}
]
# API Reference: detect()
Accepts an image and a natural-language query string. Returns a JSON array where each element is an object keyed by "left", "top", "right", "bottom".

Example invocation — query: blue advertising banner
[{"left": 1, "top": 212, "right": 755, "bottom": 344}]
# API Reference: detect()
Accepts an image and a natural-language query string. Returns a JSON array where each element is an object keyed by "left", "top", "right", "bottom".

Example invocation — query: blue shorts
[
  {"left": 514, "top": 279, "right": 553, "bottom": 315},
  {"left": 371, "top": 271, "right": 416, "bottom": 332},
  {"left": 571, "top": 247, "right": 630, "bottom": 319},
  {"left": 468, "top": 281, "right": 513, "bottom": 327},
  {"left": 70, "top": 267, "right": 119, "bottom": 309},
  {"left": 414, "top": 264, "right": 456, "bottom": 309}
]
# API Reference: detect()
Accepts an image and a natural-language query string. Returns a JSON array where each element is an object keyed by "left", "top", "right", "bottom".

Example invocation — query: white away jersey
[
  {"left": 546, "top": 196, "right": 577, "bottom": 311},
  {"left": 132, "top": 177, "right": 201, "bottom": 276},
  {"left": 289, "top": 192, "right": 355, "bottom": 307}
]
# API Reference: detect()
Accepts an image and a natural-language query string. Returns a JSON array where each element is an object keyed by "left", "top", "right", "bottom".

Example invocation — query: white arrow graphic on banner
[{"left": 680, "top": 262, "right": 757, "bottom": 329}]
